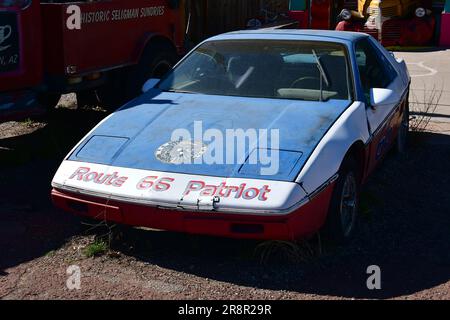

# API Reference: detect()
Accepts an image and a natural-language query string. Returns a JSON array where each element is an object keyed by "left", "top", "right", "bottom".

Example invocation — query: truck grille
[
  {"left": 381, "top": 20, "right": 402, "bottom": 46},
  {"left": 0, "top": 11, "right": 20, "bottom": 73},
  {"left": 381, "top": 6, "right": 399, "bottom": 18}
]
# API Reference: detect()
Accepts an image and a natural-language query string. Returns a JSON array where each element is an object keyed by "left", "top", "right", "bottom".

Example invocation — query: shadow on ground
[
  {"left": 0, "top": 108, "right": 106, "bottom": 272},
  {"left": 110, "top": 131, "right": 450, "bottom": 299},
  {"left": 1, "top": 106, "right": 449, "bottom": 299}
]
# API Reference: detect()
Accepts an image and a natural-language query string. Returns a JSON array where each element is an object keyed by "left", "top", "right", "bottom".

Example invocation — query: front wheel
[{"left": 323, "top": 156, "right": 360, "bottom": 244}]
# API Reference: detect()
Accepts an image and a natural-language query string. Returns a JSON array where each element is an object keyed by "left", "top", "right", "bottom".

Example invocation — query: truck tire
[
  {"left": 97, "top": 42, "right": 177, "bottom": 111},
  {"left": 37, "top": 92, "right": 61, "bottom": 111},
  {"left": 322, "top": 156, "right": 360, "bottom": 244},
  {"left": 125, "top": 42, "right": 178, "bottom": 100}
]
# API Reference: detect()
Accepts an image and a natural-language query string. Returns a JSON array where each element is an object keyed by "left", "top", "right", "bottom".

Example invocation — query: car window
[
  {"left": 377, "top": 48, "right": 397, "bottom": 81},
  {"left": 355, "top": 38, "right": 396, "bottom": 99},
  {"left": 158, "top": 40, "right": 354, "bottom": 101}
]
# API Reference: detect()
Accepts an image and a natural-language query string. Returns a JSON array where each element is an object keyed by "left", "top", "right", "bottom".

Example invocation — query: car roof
[{"left": 207, "top": 29, "right": 369, "bottom": 44}]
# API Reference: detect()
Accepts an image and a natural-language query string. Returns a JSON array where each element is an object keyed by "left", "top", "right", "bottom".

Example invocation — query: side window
[
  {"left": 355, "top": 39, "right": 396, "bottom": 98},
  {"left": 377, "top": 49, "right": 397, "bottom": 81}
]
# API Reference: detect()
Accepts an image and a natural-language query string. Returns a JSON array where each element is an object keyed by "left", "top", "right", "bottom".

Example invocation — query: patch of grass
[
  {"left": 21, "top": 118, "right": 35, "bottom": 127},
  {"left": 410, "top": 85, "right": 443, "bottom": 133},
  {"left": 45, "top": 250, "right": 56, "bottom": 257},
  {"left": 83, "top": 239, "right": 108, "bottom": 258}
]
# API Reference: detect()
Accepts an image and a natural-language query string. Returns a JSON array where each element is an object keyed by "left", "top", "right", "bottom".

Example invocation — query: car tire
[
  {"left": 397, "top": 99, "right": 409, "bottom": 154},
  {"left": 323, "top": 155, "right": 360, "bottom": 244},
  {"left": 37, "top": 92, "right": 61, "bottom": 111}
]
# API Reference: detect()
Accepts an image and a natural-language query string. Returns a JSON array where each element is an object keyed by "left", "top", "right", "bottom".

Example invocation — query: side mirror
[
  {"left": 369, "top": 88, "right": 399, "bottom": 108},
  {"left": 142, "top": 78, "right": 160, "bottom": 93}
]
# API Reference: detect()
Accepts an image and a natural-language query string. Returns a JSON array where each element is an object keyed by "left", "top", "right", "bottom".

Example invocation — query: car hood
[{"left": 68, "top": 90, "right": 350, "bottom": 181}]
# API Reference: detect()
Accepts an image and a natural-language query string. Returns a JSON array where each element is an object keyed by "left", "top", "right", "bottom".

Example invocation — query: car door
[{"left": 355, "top": 37, "right": 403, "bottom": 171}]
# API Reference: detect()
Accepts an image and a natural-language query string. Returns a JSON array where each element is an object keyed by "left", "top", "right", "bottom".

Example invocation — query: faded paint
[{"left": 68, "top": 91, "right": 350, "bottom": 181}]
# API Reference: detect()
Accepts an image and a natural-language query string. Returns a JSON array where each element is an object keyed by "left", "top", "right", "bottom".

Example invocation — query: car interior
[{"left": 159, "top": 41, "right": 353, "bottom": 101}]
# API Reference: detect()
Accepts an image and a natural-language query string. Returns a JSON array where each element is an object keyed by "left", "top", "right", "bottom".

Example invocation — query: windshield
[{"left": 158, "top": 40, "right": 353, "bottom": 101}]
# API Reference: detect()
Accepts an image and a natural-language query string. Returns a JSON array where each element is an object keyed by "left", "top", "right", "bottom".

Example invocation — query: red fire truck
[
  {"left": 0, "top": 0, "right": 184, "bottom": 121},
  {"left": 335, "top": 0, "right": 436, "bottom": 47},
  {"left": 287, "top": 0, "right": 437, "bottom": 46}
]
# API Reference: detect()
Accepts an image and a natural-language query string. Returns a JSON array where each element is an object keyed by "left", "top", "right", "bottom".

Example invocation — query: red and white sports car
[{"left": 51, "top": 30, "right": 410, "bottom": 242}]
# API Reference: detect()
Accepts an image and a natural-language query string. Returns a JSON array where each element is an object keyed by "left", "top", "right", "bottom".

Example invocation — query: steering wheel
[{"left": 290, "top": 76, "right": 320, "bottom": 89}]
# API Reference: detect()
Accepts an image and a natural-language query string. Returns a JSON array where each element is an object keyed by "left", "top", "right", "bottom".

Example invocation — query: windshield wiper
[{"left": 312, "top": 49, "right": 330, "bottom": 102}]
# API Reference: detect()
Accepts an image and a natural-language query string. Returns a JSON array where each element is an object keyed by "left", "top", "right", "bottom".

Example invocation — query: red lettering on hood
[
  {"left": 67, "top": 167, "right": 271, "bottom": 201},
  {"left": 69, "top": 167, "right": 128, "bottom": 187},
  {"left": 183, "top": 181, "right": 271, "bottom": 201}
]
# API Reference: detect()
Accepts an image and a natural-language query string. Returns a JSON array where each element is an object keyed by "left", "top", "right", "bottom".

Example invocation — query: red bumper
[{"left": 51, "top": 183, "right": 335, "bottom": 241}]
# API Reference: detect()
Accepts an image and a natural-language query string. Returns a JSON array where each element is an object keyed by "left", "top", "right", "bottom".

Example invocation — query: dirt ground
[{"left": 0, "top": 95, "right": 449, "bottom": 300}]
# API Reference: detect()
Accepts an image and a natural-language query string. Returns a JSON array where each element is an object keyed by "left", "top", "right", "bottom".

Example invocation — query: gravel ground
[{"left": 0, "top": 97, "right": 449, "bottom": 300}]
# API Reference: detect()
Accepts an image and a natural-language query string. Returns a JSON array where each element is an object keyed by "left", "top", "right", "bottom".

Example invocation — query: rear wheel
[{"left": 323, "top": 156, "right": 360, "bottom": 244}]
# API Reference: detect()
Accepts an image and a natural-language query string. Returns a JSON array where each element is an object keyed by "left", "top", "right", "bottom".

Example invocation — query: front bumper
[{"left": 51, "top": 182, "right": 335, "bottom": 240}]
